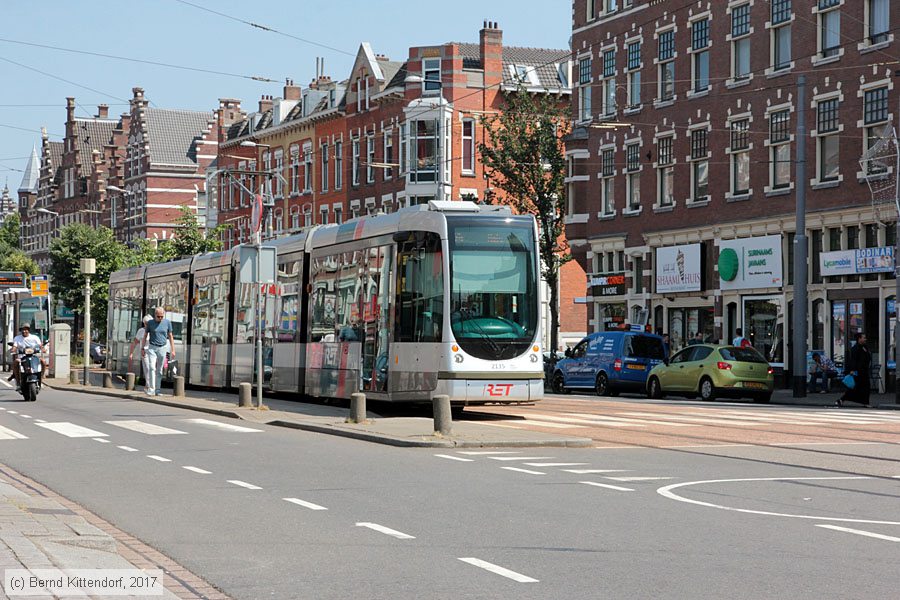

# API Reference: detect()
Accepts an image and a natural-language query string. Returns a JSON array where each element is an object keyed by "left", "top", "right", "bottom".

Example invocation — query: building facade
[{"left": 568, "top": 0, "right": 898, "bottom": 384}]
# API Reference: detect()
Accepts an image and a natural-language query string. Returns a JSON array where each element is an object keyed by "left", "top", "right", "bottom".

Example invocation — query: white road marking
[
  {"left": 284, "top": 498, "right": 328, "bottom": 511},
  {"left": 0, "top": 379, "right": 11, "bottom": 388},
  {"left": 434, "top": 454, "right": 474, "bottom": 462},
  {"left": 0, "top": 406, "right": 5, "bottom": 409},
  {"left": 605, "top": 476, "right": 674, "bottom": 482},
  {"left": 523, "top": 462, "right": 589, "bottom": 467},
  {"left": 20, "top": 415, "right": 31, "bottom": 419},
  {"left": 104, "top": 420, "right": 188, "bottom": 435},
  {"left": 580, "top": 481, "right": 635, "bottom": 492},
  {"left": 36, "top": 422, "right": 107, "bottom": 438},
  {"left": 182, "top": 466, "right": 211, "bottom": 474},
  {"left": 528, "top": 413, "right": 643, "bottom": 427},
  {"left": 0, "top": 424, "right": 27, "bottom": 440},
  {"left": 457, "top": 451, "right": 520, "bottom": 455},
  {"left": 816, "top": 525, "right": 900, "bottom": 543},
  {"left": 92, "top": 438, "right": 111, "bottom": 444},
  {"left": 117, "top": 445, "right": 139, "bottom": 452},
  {"left": 355, "top": 522, "right": 415, "bottom": 539},
  {"left": 488, "top": 456, "right": 554, "bottom": 462},
  {"left": 657, "top": 477, "right": 900, "bottom": 525},
  {"left": 33, "top": 419, "right": 45, "bottom": 423},
  {"left": 563, "top": 469, "right": 631, "bottom": 474},
  {"left": 7, "top": 410, "right": 18, "bottom": 415},
  {"left": 227, "top": 480, "right": 262, "bottom": 490},
  {"left": 501, "top": 467, "right": 546, "bottom": 475},
  {"left": 487, "top": 419, "right": 588, "bottom": 429},
  {"left": 772, "top": 442, "right": 883, "bottom": 446},
  {"left": 660, "top": 444, "right": 755, "bottom": 449},
  {"left": 183, "top": 418, "right": 263, "bottom": 433},
  {"left": 147, "top": 455, "right": 171, "bottom": 462},
  {"left": 458, "top": 558, "right": 539, "bottom": 583},
  {"left": 617, "top": 412, "right": 759, "bottom": 426}
]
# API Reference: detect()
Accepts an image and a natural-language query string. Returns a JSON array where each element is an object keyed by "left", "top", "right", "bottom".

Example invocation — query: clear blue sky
[{"left": 0, "top": 0, "right": 571, "bottom": 189}]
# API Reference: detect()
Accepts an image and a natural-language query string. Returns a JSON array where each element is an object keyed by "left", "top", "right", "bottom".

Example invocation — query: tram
[{"left": 108, "top": 201, "right": 544, "bottom": 405}]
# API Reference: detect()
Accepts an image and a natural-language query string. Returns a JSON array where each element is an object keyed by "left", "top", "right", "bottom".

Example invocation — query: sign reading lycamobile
[
  {"left": 718, "top": 235, "right": 783, "bottom": 290},
  {"left": 820, "top": 246, "right": 895, "bottom": 276},
  {"left": 656, "top": 244, "right": 702, "bottom": 293}
]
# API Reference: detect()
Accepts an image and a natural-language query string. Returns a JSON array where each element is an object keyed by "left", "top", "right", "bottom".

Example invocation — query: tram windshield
[{"left": 448, "top": 216, "right": 538, "bottom": 360}]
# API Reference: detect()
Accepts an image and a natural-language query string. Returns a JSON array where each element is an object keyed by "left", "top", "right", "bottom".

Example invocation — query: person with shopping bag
[{"left": 838, "top": 332, "right": 871, "bottom": 407}]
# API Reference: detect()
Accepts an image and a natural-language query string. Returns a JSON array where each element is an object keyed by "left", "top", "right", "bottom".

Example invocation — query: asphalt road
[{"left": 1, "top": 386, "right": 898, "bottom": 599}]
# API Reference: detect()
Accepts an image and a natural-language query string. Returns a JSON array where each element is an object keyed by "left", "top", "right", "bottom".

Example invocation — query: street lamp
[{"left": 79, "top": 258, "right": 96, "bottom": 386}]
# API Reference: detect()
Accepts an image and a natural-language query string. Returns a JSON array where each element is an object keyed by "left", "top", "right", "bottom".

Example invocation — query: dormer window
[
  {"left": 423, "top": 59, "right": 441, "bottom": 94},
  {"left": 511, "top": 65, "right": 540, "bottom": 87}
]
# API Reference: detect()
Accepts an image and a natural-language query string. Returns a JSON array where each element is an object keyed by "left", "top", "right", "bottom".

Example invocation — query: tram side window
[
  {"left": 395, "top": 233, "right": 444, "bottom": 343},
  {"left": 111, "top": 285, "right": 142, "bottom": 342},
  {"left": 277, "top": 261, "right": 301, "bottom": 342},
  {"left": 192, "top": 273, "right": 229, "bottom": 344},
  {"left": 147, "top": 279, "right": 188, "bottom": 341},
  {"left": 309, "top": 255, "right": 339, "bottom": 342}
]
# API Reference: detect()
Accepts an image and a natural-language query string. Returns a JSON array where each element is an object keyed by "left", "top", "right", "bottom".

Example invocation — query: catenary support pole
[
  {"left": 83, "top": 275, "right": 91, "bottom": 387},
  {"left": 792, "top": 75, "right": 808, "bottom": 398}
]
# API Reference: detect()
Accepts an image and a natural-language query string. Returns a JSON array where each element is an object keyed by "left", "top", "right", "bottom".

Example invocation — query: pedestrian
[
  {"left": 142, "top": 307, "right": 175, "bottom": 396},
  {"left": 688, "top": 332, "right": 703, "bottom": 346},
  {"left": 839, "top": 332, "right": 871, "bottom": 407},
  {"left": 808, "top": 352, "right": 827, "bottom": 394},
  {"left": 732, "top": 327, "right": 752, "bottom": 348},
  {"left": 662, "top": 333, "right": 671, "bottom": 359},
  {"left": 129, "top": 315, "right": 151, "bottom": 386}
]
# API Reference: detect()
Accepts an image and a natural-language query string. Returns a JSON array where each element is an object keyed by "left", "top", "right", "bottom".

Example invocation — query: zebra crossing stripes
[
  {"left": 104, "top": 421, "right": 188, "bottom": 435},
  {"left": 0, "top": 424, "right": 27, "bottom": 440}
]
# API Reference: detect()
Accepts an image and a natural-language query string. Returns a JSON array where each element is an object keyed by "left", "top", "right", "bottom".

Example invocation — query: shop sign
[
  {"left": 656, "top": 244, "right": 702, "bottom": 293},
  {"left": 820, "top": 246, "right": 895, "bottom": 276},
  {"left": 590, "top": 273, "right": 627, "bottom": 297},
  {"left": 718, "top": 235, "right": 783, "bottom": 290}
]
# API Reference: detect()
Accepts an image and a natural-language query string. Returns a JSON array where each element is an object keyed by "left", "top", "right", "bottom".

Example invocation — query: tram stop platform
[{"left": 43, "top": 374, "right": 593, "bottom": 449}]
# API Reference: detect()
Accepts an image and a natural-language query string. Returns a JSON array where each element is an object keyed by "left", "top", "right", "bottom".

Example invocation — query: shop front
[
  {"left": 654, "top": 243, "right": 715, "bottom": 350},
  {"left": 590, "top": 273, "right": 627, "bottom": 331}
]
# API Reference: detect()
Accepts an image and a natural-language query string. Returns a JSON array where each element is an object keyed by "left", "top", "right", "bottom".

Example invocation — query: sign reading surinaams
[
  {"left": 820, "top": 246, "right": 895, "bottom": 276},
  {"left": 718, "top": 235, "right": 783, "bottom": 290}
]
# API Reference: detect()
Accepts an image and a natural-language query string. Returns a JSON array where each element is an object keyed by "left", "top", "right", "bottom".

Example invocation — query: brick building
[{"left": 568, "top": 0, "right": 897, "bottom": 383}]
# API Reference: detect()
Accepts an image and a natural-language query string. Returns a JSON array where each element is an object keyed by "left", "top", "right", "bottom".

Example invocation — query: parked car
[
  {"left": 646, "top": 344, "right": 774, "bottom": 403},
  {"left": 89, "top": 342, "right": 107, "bottom": 364},
  {"left": 543, "top": 351, "right": 565, "bottom": 390},
  {"left": 550, "top": 331, "right": 666, "bottom": 396}
]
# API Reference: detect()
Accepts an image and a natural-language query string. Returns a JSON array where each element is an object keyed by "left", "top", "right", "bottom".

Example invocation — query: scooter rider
[{"left": 11, "top": 323, "right": 42, "bottom": 391}]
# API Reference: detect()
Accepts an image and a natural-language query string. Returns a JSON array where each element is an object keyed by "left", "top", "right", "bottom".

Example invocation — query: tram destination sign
[{"left": 0, "top": 271, "right": 26, "bottom": 288}]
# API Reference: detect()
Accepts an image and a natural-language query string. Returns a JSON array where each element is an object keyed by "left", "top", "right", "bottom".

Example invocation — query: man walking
[
  {"left": 142, "top": 308, "right": 175, "bottom": 396},
  {"left": 732, "top": 327, "right": 751, "bottom": 348},
  {"left": 840, "top": 332, "right": 871, "bottom": 407}
]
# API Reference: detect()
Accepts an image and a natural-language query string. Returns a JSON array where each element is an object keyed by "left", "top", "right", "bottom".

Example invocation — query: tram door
[{"left": 360, "top": 244, "right": 393, "bottom": 392}]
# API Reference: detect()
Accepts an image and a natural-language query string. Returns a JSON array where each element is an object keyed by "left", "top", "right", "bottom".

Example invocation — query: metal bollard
[
  {"left": 125, "top": 373, "right": 135, "bottom": 391},
  {"left": 103, "top": 371, "right": 113, "bottom": 388},
  {"left": 173, "top": 376, "right": 185, "bottom": 397},
  {"left": 69, "top": 370, "right": 78, "bottom": 385},
  {"left": 432, "top": 394, "right": 453, "bottom": 436},
  {"left": 238, "top": 382, "right": 252, "bottom": 407},
  {"left": 350, "top": 392, "right": 366, "bottom": 424}
]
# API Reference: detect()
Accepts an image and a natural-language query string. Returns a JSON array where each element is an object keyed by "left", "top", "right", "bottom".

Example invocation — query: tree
[
  {"left": 163, "top": 206, "right": 226, "bottom": 259},
  {"left": 478, "top": 86, "right": 571, "bottom": 353},
  {"left": 49, "top": 224, "right": 129, "bottom": 338},
  {"left": 0, "top": 250, "right": 39, "bottom": 276},
  {"left": 0, "top": 212, "right": 21, "bottom": 249}
]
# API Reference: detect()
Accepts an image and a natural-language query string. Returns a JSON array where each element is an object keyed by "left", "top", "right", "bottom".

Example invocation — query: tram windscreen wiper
[{"left": 463, "top": 311, "right": 502, "bottom": 358}]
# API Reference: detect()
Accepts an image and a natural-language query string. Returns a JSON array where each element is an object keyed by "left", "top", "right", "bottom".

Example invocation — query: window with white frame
[
  {"left": 334, "top": 206, "right": 343, "bottom": 225},
  {"left": 587, "top": 0, "right": 595, "bottom": 21},
  {"left": 351, "top": 138, "right": 360, "bottom": 186},
  {"left": 601, "top": 50, "right": 616, "bottom": 116},
  {"left": 367, "top": 134, "right": 375, "bottom": 183},
  {"left": 399, "top": 123, "right": 408, "bottom": 176},
  {"left": 423, "top": 59, "right": 441, "bottom": 94},
  {"left": 462, "top": 119, "right": 475, "bottom": 174},
  {"left": 578, "top": 57, "right": 592, "bottom": 121},
  {"left": 816, "top": 98, "right": 840, "bottom": 182},
  {"left": 383, "top": 198, "right": 392, "bottom": 214},
  {"left": 691, "top": 18, "right": 710, "bottom": 93},
  {"left": 274, "top": 149, "right": 284, "bottom": 197},
  {"left": 248, "top": 160, "right": 256, "bottom": 205},
  {"left": 321, "top": 142, "right": 329, "bottom": 192},
  {"left": 303, "top": 143, "right": 312, "bottom": 192},
  {"left": 289, "top": 145, "right": 300, "bottom": 196},
  {"left": 351, "top": 202, "right": 360, "bottom": 219},
  {"left": 657, "top": 136, "right": 674, "bottom": 206},
  {"left": 817, "top": 0, "right": 841, "bottom": 59},
  {"left": 409, "top": 119, "right": 438, "bottom": 183},
  {"left": 769, "top": 109, "right": 791, "bottom": 189},
  {"left": 604, "top": 0, "right": 618, "bottom": 16},
  {"left": 867, "top": 0, "right": 889, "bottom": 45},
  {"left": 626, "top": 143, "right": 641, "bottom": 210},
  {"left": 274, "top": 208, "right": 283, "bottom": 233},
  {"left": 290, "top": 206, "right": 300, "bottom": 230},
  {"left": 626, "top": 42, "right": 641, "bottom": 108},
  {"left": 863, "top": 86, "right": 890, "bottom": 175},
  {"left": 335, "top": 141, "right": 343, "bottom": 189},
  {"left": 689, "top": 128, "right": 709, "bottom": 201},
  {"left": 730, "top": 118, "right": 750, "bottom": 195},
  {"left": 771, "top": 0, "right": 792, "bottom": 71},
  {"left": 658, "top": 30, "right": 675, "bottom": 102},
  {"left": 731, "top": 4, "right": 751, "bottom": 80},
  {"left": 303, "top": 207, "right": 312, "bottom": 228},
  {"left": 320, "top": 206, "right": 329, "bottom": 225},
  {"left": 601, "top": 148, "right": 615, "bottom": 215},
  {"left": 384, "top": 131, "right": 394, "bottom": 180}
]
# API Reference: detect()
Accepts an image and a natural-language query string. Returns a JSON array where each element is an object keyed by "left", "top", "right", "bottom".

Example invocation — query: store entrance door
[
  {"left": 667, "top": 306, "right": 715, "bottom": 352},
  {"left": 830, "top": 298, "right": 879, "bottom": 369}
]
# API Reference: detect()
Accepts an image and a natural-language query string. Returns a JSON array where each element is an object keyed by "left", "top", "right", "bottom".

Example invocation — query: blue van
[{"left": 550, "top": 331, "right": 666, "bottom": 396}]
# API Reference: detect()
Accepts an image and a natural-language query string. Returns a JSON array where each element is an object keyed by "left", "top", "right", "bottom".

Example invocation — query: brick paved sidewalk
[{"left": 0, "top": 463, "right": 229, "bottom": 600}]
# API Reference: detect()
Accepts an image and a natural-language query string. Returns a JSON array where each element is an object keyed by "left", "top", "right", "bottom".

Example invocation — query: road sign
[
  {"left": 239, "top": 246, "right": 277, "bottom": 284},
  {"left": 34, "top": 310, "right": 48, "bottom": 330},
  {"left": 0, "top": 272, "right": 26, "bottom": 288},
  {"left": 30, "top": 274, "right": 49, "bottom": 297}
]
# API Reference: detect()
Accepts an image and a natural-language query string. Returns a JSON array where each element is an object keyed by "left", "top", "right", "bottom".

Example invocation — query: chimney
[
  {"left": 480, "top": 20, "right": 503, "bottom": 87},
  {"left": 66, "top": 97, "right": 76, "bottom": 122},
  {"left": 216, "top": 98, "right": 244, "bottom": 140},
  {"left": 96, "top": 104, "right": 109, "bottom": 119},
  {"left": 283, "top": 78, "right": 301, "bottom": 101},
  {"left": 259, "top": 94, "right": 274, "bottom": 113}
]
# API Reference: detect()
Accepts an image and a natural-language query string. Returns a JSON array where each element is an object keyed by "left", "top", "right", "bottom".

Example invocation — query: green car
[{"left": 646, "top": 344, "right": 774, "bottom": 403}]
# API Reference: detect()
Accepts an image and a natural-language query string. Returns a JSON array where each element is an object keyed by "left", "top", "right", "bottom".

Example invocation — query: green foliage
[
  {"left": 0, "top": 250, "right": 39, "bottom": 275},
  {"left": 165, "top": 206, "right": 226, "bottom": 259},
  {"left": 478, "top": 86, "right": 571, "bottom": 351},
  {"left": 0, "top": 212, "right": 21, "bottom": 249}
]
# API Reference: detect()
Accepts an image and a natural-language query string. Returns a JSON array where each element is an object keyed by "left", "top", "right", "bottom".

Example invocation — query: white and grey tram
[{"left": 108, "top": 201, "right": 544, "bottom": 405}]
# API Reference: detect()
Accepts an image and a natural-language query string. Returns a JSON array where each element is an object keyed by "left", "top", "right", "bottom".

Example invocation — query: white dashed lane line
[
  {"left": 563, "top": 469, "right": 630, "bottom": 474},
  {"left": 146, "top": 455, "right": 172, "bottom": 463},
  {"left": 488, "top": 456, "right": 554, "bottom": 462},
  {"left": 523, "top": 462, "right": 588, "bottom": 467},
  {"left": 104, "top": 420, "right": 187, "bottom": 435},
  {"left": 33, "top": 419, "right": 45, "bottom": 423},
  {"left": 284, "top": 498, "right": 328, "bottom": 511},
  {"left": 604, "top": 476, "right": 674, "bottom": 482},
  {"left": 458, "top": 558, "right": 539, "bottom": 583},
  {"left": 355, "top": 522, "right": 415, "bottom": 540},
  {"left": 456, "top": 451, "right": 520, "bottom": 455},
  {"left": 182, "top": 466, "right": 211, "bottom": 474},
  {"left": 227, "top": 480, "right": 262, "bottom": 490},
  {"left": 92, "top": 438, "right": 111, "bottom": 444},
  {"left": 580, "top": 481, "right": 635, "bottom": 492},
  {"left": 20, "top": 415, "right": 31, "bottom": 419},
  {"left": 501, "top": 467, "right": 546, "bottom": 475},
  {"left": 117, "top": 446, "right": 139, "bottom": 452},
  {"left": 7, "top": 411, "right": 18, "bottom": 415},
  {"left": 816, "top": 525, "right": 900, "bottom": 543},
  {"left": 434, "top": 454, "right": 475, "bottom": 462}
]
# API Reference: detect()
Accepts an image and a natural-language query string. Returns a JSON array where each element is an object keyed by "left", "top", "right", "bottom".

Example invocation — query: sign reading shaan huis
[{"left": 656, "top": 244, "right": 702, "bottom": 293}]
